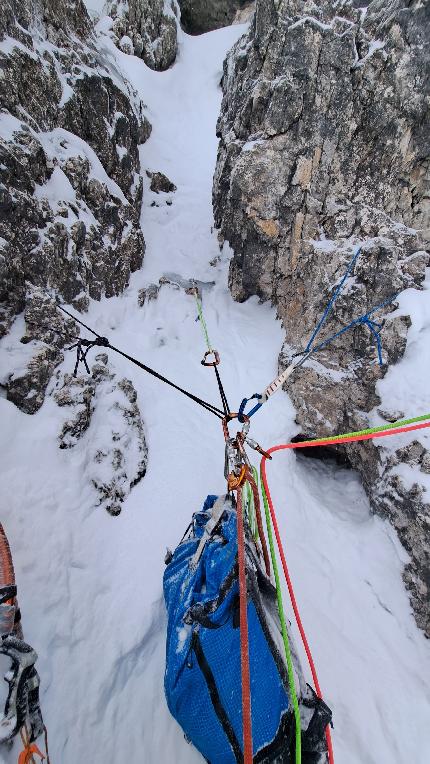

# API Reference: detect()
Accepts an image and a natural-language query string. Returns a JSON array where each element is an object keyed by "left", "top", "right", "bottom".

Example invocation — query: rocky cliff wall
[
  {"left": 213, "top": 0, "right": 430, "bottom": 634},
  {"left": 0, "top": 0, "right": 149, "bottom": 511}
]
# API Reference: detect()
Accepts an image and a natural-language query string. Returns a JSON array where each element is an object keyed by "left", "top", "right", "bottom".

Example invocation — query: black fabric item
[
  {"left": 192, "top": 632, "right": 243, "bottom": 763},
  {"left": 26, "top": 667, "right": 44, "bottom": 742},
  {"left": 302, "top": 690, "right": 333, "bottom": 755},
  {"left": 0, "top": 585, "right": 17, "bottom": 605},
  {"left": 253, "top": 710, "right": 294, "bottom": 763},
  {"left": 0, "top": 635, "right": 44, "bottom": 743}
]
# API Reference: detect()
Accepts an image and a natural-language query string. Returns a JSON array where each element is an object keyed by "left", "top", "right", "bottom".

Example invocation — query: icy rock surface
[
  {"left": 0, "top": 0, "right": 150, "bottom": 413},
  {"left": 213, "top": 0, "right": 430, "bottom": 634},
  {"left": 107, "top": 0, "right": 179, "bottom": 71},
  {"left": 53, "top": 356, "right": 148, "bottom": 515}
]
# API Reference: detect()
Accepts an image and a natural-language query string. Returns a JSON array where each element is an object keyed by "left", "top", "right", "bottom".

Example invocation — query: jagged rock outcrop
[
  {"left": 53, "top": 355, "right": 148, "bottom": 515},
  {"left": 108, "top": 0, "right": 179, "bottom": 70},
  {"left": 0, "top": 1, "right": 150, "bottom": 507},
  {"left": 147, "top": 170, "right": 177, "bottom": 193},
  {"left": 213, "top": 0, "right": 430, "bottom": 634},
  {"left": 0, "top": 0, "right": 150, "bottom": 407},
  {"left": 178, "top": 0, "right": 251, "bottom": 34}
]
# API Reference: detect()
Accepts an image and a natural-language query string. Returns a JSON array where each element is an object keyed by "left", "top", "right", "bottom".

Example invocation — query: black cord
[
  {"left": 53, "top": 303, "right": 225, "bottom": 419},
  {"left": 214, "top": 364, "right": 230, "bottom": 418}
]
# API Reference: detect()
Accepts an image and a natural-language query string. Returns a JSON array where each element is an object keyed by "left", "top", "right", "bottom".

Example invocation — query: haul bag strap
[
  {"left": 189, "top": 496, "right": 229, "bottom": 571},
  {"left": 192, "top": 632, "right": 243, "bottom": 763}
]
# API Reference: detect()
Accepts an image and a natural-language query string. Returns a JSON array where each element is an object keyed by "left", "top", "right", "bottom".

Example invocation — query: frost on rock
[
  {"left": 53, "top": 355, "right": 148, "bottom": 515},
  {"left": 107, "top": 0, "right": 179, "bottom": 71},
  {"left": 213, "top": 0, "right": 430, "bottom": 635},
  {"left": 0, "top": 0, "right": 151, "bottom": 412}
]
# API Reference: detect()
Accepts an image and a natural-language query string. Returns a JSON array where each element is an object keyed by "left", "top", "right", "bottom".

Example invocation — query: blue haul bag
[{"left": 163, "top": 495, "right": 332, "bottom": 763}]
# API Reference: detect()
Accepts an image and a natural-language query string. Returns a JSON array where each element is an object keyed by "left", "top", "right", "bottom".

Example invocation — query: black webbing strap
[
  {"left": 0, "top": 585, "right": 17, "bottom": 605},
  {"left": 191, "top": 632, "right": 243, "bottom": 762}
]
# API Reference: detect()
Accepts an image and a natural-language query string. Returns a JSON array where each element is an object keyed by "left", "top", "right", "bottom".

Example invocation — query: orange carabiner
[{"left": 228, "top": 465, "right": 247, "bottom": 491}]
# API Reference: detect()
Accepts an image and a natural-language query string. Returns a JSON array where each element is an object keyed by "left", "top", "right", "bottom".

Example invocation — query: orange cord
[{"left": 19, "top": 727, "right": 44, "bottom": 764}]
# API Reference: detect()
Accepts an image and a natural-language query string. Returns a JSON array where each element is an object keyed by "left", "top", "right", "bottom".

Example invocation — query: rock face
[
  {"left": 178, "top": 0, "right": 250, "bottom": 34},
  {"left": 0, "top": 0, "right": 150, "bottom": 405},
  {"left": 108, "top": 0, "right": 179, "bottom": 70},
  {"left": 214, "top": 0, "right": 430, "bottom": 634},
  {"left": 53, "top": 355, "right": 148, "bottom": 516},
  {"left": 147, "top": 170, "right": 177, "bottom": 193},
  {"left": 0, "top": 1, "right": 149, "bottom": 510}
]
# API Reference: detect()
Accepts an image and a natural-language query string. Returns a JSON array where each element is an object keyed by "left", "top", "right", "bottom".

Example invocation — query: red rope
[
  {"left": 260, "top": 418, "right": 430, "bottom": 764},
  {"left": 236, "top": 483, "right": 253, "bottom": 763}
]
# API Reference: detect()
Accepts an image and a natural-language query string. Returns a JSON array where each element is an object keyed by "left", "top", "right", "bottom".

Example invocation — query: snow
[
  {"left": 0, "top": 112, "right": 28, "bottom": 142},
  {"left": 372, "top": 273, "right": 430, "bottom": 461},
  {"left": 1, "top": 17, "right": 430, "bottom": 764},
  {"left": 38, "top": 128, "right": 128, "bottom": 206},
  {"left": 353, "top": 39, "right": 387, "bottom": 69},
  {"left": 287, "top": 16, "right": 333, "bottom": 33},
  {"left": 82, "top": 0, "right": 108, "bottom": 20}
]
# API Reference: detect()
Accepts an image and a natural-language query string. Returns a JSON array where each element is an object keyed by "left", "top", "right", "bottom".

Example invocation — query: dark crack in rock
[
  {"left": 178, "top": 0, "right": 252, "bottom": 34},
  {"left": 213, "top": 0, "right": 430, "bottom": 635}
]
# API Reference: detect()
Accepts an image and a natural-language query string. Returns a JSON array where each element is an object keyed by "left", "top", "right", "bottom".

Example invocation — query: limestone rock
[
  {"left": 0, "top": 0, "right": 151, "bottom": 410},
  {"left": 213, "top": 0, "right": 430, "bottom": 635},
  {"left": 119, "top": 35, "right": 135, "bottom": 54},
  {"left": 53, "top": 357, "right": 148, "bottom": 515},
  {"left": 138, "top": 284, "right": 161, "bottom": 306},
  {"left": 107, "top": 0, "right": 179, "bottom": 71},
  {"left": 147, "top": 171, "right": 177, "bottom": 194},
  {"left": 6, "top": 345, "right": 64, "bottom": 415}
]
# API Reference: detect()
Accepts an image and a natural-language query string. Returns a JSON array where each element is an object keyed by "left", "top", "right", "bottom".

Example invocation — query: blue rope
[
  {"left": 238, "top": 251, "right": 397, "bottom": 420},
  {"left": 306, "top": 247, "right": 361, "bottom": 352},
  {"left": 312, "top": 292, "right": 399, "bottom": 364}
]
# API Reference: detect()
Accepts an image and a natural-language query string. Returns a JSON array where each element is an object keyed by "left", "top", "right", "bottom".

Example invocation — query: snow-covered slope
[{"left": 0, "top": 17, "right": 429, "bottom": 764}]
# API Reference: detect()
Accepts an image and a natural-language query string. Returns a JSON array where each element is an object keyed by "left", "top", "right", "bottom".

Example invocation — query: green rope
[
  {"left": 193, "top": 290, "right": 212, "bottom": 351},
  {"left": 260, "top": 469, "right": 301, "bottom": 764},
  {"left": 303, "top": 413, "right": 430, "bottom": 446}
]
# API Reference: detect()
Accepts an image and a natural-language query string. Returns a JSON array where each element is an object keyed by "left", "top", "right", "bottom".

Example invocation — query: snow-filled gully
[{"left": 1, "top": 19, "right": 430, "bottom": 764}]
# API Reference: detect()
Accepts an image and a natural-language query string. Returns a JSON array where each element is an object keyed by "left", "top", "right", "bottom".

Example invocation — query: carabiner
[
  {"left": 227, "top": 465, "right": 247, "bottom": 491},
  {"left": 222, "top": 413, "right": 250, "bottom": 442},
  {"left": 201, "top": 350, "right": 220, "bottom": 367},
  {"left": 238, "top": 393, "right": 263, "bottom": 422}
]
